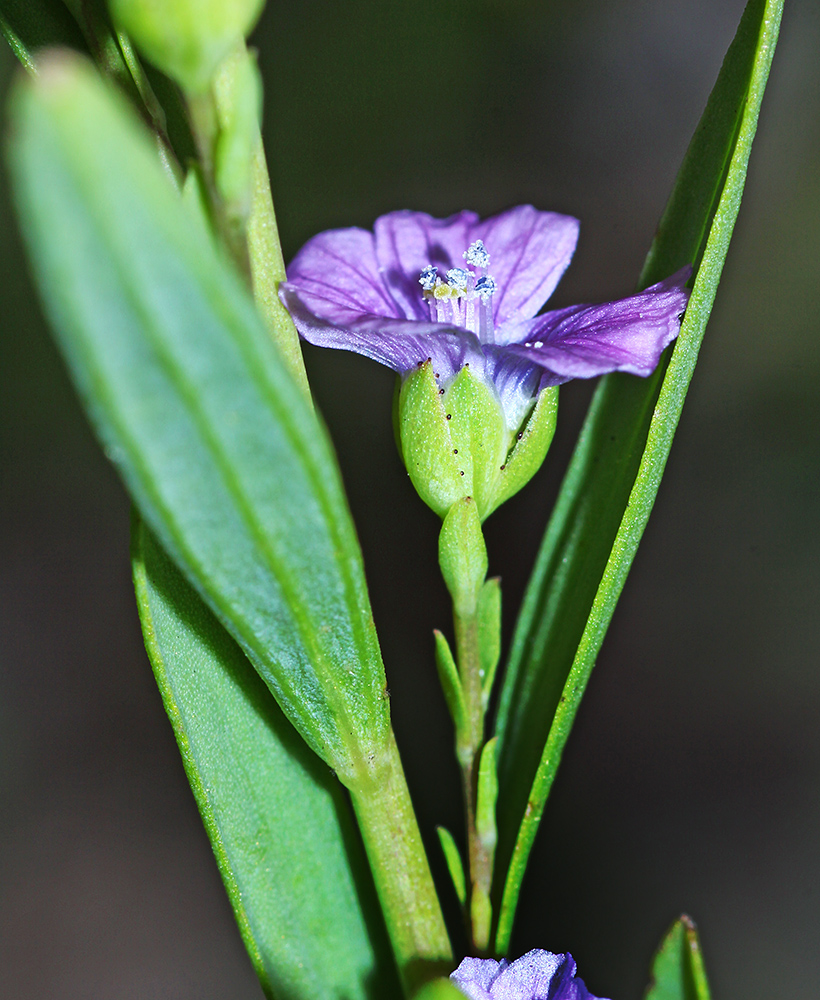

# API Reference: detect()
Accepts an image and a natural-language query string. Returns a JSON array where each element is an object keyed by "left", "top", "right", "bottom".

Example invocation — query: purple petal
[
  {"left": 372, "top": 207, "right": 579, "bottom": 326},
  {"left": 451, "top": 957, "right": 504, "bottom": 1000},
  {"left": 284, "top": 225, "right": 405, "bottom": 322},
  {"left": 547, "top": 955, "right": 600, "bottom": 1000},
  {"left": 374, "top": 209, "right": 481, "bottom": 320},
  {"left": 489, "top": 950, "right": 563, "bottom": 1000},
  {"left": 280, "top": 285, "right": 483, "bottom": 380},
  {"left": 502, "top": 268, "right": 691, "bottom": 383},
  {"left": 472, "top": 205, "right": 580, "bottom": 326}
]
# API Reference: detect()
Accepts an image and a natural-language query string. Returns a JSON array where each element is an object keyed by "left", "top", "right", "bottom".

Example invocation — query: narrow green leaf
[
  {"left": 9, "top": 56, "right": 452, "bottom": 983},
  {"left": 7, "top": 54, "right": 390, "bottom": 784},
  {"left": 436, "top": 826, "right": 467, "bottom": 907},
  {"left": 645, "top": 916, "right": 711, "bottom": 1000},
  {"left": 0, "top": 0, "right": 88, "bottom": 71},
  {"left": 475, "top": 738, "right": 499, "bottom": 854},
  {"left": 434, "top": 629, "right": 468, "bottom": 734},
  {"left": 493, "top": 0, "right": 783, "bottom": 951},
  {"left": 133, "top": 519, "right": 398, "bottom": 1000}
]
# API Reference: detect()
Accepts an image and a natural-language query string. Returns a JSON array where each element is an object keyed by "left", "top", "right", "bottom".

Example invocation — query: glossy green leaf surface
[
  {"left": 493, "top": 0, "right": 783, "bottom": 951},
  {"left": 133, "top": 519, "right": 398, "bottom": 1000},
  {"left": 8, "top": 55, "right": 390, "bottom": 783},
  {"left": 645, "top": 916, "right": 711, "bottom": 1000},
  {"left": 0, "top": 0, "right": 88, "bottom": 71}
]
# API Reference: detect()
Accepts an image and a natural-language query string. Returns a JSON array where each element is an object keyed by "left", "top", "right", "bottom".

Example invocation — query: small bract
[
  {"left": 281, "top": 206, "right": 690, "bottom": 519},
  {"left": 450, "top": 949, "right": 608, "bottom": 1000}
]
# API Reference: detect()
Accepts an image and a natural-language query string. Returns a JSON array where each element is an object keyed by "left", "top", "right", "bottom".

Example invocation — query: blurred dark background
[{"left": 1, "top": 0, "right": 819, "bottom": 997}]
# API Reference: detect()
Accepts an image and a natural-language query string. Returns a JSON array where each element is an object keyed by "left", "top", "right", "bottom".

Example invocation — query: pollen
[
  {"left": 446, "top": 267, "right": 471, "bottom": 292},
  {"left": 418, "top": 265, "right": 438, "bottom": 291},
  {"left": 464, "top": 239, "right": 490, "bottom": 269}
]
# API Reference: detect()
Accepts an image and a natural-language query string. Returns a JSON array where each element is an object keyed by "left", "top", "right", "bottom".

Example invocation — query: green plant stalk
[
  {"left": 247, "top": 139, "right": 311, "bottom": 400},
  {"left": 348, "top": 731, "right": 452, "bottom": 994},
  {"left": 186, "top": 59, "right": 310, "bottom": 399},
  {"left": 453, "top": 607, "right": 493, "bottom": 953}
]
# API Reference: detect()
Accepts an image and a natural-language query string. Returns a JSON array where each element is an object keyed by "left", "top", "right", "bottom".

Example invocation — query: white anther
[
  {"left": 418, "top": 265, "right": 438, "bottom": 291},
  {"left": 475, "top": 274, "right": 497, "bottom": 301},
  {"left": 464, "top": 240, "right": 490, "bottom": 268},
  {"left": 447, "top": 267, "right": 470, "bottom": 292}
]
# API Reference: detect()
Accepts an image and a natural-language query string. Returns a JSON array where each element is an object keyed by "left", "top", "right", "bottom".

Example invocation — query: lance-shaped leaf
[
  {"left": 645, "top": 916, "right": 711, "bottom": 1000},
  {"left": 7, "top": 53, "right": 391, "bottom": 785},
  {"left": 133, "top": 519, "right": 398, "bottom": 1000},
  {"left": 492, "top": 0, "right": 783, "bottom": 951}
]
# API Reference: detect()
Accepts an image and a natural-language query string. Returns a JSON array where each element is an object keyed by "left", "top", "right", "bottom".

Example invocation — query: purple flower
[
  {"left": 450, "top": 949, "right": 608, "bottom": 1000},
  {"left": 280, "top": 205, "right": 690, "bottom": 432}
]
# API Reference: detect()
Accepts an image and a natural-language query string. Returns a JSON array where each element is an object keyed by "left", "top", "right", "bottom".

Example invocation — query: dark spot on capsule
[
  {"left": 517, "top": 432, "right": 523, "bottom": 440},
  {"left": 435, "top": 372, "right": 440, "bottom": 379},
  {"left": 446, "top": 413, "right": 452, "bottom": 419},
  {"left": 453, "top": 449, "right": 458, "bottom": 454},
  {"left": 417, "top": 359, "right": 424, "bottom": 367},
  {"left": 439, "top": 388, "right": 445, "bottom": 395},
  {"left": 427, "top": 356, "right": 432, "bottom": 362},
  {"left": 677, "top": 312, "right": 686, "bottom": 322},
  {"left": 500, "top": 464, "right": 506, "bottom": 470},
  {"left": 460, "top": 470, "right": 465, "bottom": 476}
]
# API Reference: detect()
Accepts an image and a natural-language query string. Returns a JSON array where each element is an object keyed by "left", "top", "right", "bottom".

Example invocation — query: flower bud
[
  {"left": 109, "top": 0, "right": 266, "bottom": 93},
  {"left": 397, "top": 361, "right": 558, "bottom": 520}
]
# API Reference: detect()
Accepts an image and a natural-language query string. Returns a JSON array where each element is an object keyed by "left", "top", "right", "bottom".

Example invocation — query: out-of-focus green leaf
[
  {"left": 0, "top": 0, "right": 88, "bottom": 71},
  {"left": 132, "top": 519, "right": 398, "bottom": 1000},
  {"left": 412, "top": 978, "right": 465, "bottom": 1000},
  {"left": 645, "top": 916, "right": 711, "bottom": 1000},
  {"left": 492, "top": 0, "right": 783, "bottom": 951},
  {"left": 7, "top": 53, "right": 391, "bottom": 784}
]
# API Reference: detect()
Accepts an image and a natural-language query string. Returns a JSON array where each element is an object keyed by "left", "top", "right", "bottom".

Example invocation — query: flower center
[{"left": 418, "top": 239, "right": 497, "bottom": 343}]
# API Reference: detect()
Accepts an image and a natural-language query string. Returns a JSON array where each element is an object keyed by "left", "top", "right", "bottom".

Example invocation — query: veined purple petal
[
  {"left": 472, "top": 205, "right": 580, "bottom": 327},
  {"left": 374, "top": 209, "right": 481, "bottom": 321},
  {"left": 502, "top": 268, "right": 691, "bottom": 383},
  {"left": 283, "top": 226, "right": 404, "bottom": 322},
  {"left": 280, "top": 284, "right": 483, "bottom": 380}
]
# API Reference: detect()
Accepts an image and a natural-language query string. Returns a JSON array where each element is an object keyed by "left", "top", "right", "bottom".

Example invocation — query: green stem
[
  {"left": 188, "top": 52, "right": 310, "bottom": 402},
  {"left": 247, "top": 141, "right": 311, "bottom": 401},
  {"left": 454, "top": 608, "right": 493, "bottom": 952},
  {"left": 348, "top": 730, "right": 452, "bottom": 995}
]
